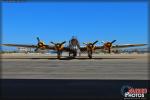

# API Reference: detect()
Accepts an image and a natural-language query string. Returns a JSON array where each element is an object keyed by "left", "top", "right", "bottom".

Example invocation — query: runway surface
[{"left": 1, "top": 53, "right": 149, "bottom": 80}]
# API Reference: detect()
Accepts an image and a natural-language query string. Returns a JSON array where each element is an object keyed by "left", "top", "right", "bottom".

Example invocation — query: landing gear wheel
[
  {"left": 108, "top": 48, "right": 111, "bottom": 53},
  {"left": 57, "top": 52, "right": 61, "bottom": 59},
  {"left": 88, "top": 51, "right": 92, "bottom": 59},
  {"left": 73, "top": 52, "right": 77, "bottom": 58}
]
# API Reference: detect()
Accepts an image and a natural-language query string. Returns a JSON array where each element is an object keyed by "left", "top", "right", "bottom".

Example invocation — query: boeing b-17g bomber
[{"left": 1, "top": 36, "right": 147, "bottom": 59}]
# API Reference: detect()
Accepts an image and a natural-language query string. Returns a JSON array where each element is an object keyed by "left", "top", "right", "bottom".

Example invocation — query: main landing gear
[{"left": 88, "top": 50, "right": 92, "bottom": 59}]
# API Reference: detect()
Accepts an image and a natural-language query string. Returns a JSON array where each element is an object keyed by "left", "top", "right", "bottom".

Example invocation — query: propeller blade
[
  {"left": 61, "top": 41, "right": 66, "bottom": 45},
  {"left": 50, "top": 42, "right": 55, "bottom": 45},
  {"left": 37, "top": 37, "right": 40, "bottom": 43},
  {"left": 111, "top": 40, "right": 116, "bottom": 44},
  {"left": 34, "top": 48, "right": 38, "bottom": 52},
  {"left": 93, "top": 40, "right": 98, "bottom": 45}
]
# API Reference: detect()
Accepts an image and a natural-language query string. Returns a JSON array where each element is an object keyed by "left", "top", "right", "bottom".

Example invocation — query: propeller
[
  {"left": 102, "top": 40, "right": 116, "bottom": 53},
  {"left": 50, "top": 41, "right": 66, "bottom": 50},
  {"left": 37, "top": 37, "right": 40, "bottom": 43},
  {"left": 83, "top": 40, "right": 98, "bottom": 50},
  {"left": 84, "top": 40, "right": 98, "bottom": 45},
  {"left": 50, "top": 42, "right": 55, "bottom": 45},
  {"left": 92, "top": 40, "right": 98, "bottom": 45},
  {"left": 51, "top": 41, "right": 66, "bottom": 46},
  {"left": 83, "top": 40, "right": 98, "bottom": 59},
  {"left": 35, "top": 37, "right": 45, "bottom": 52},
  {"left": 50, "top": 41, "right": 66, "bottom": 59},
  {"left": 61, "top": 41, "right": 66, "bottom": 45},
  {"left": 111, "top": 40, "right": 116, "bottom": 44}
]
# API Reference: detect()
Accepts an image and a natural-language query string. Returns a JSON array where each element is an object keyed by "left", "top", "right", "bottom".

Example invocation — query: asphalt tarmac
[{"left": 1, "top": 53, "right": 149, "bottom": 80}]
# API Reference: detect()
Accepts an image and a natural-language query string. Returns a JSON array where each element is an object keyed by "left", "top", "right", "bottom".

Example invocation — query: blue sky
[{"left": 2, "top": 2, "right": 148, "bottom": 50}]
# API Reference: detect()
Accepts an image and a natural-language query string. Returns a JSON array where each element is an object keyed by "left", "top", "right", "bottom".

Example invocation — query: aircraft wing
[
  {"left": 1, "top": 44, "right": 84, "bottom": 51},
  {"left": 1, "top": 44, "right": 55, "bottom": 49},
  {"left": 93, "top": 44, "right": 147, "bottom": 50},
  {"left": 78, "top": 44, "right": 147, "bottom": 52},
  {"left": 1, "top": 44, "right": 38, "bottom": 48},
  {"left": 1, "top": 43, "right": 147, "bottom": 51},
  {"left": 79, "top": 46, "right": 103, "bottom": 52},
  {"left": 61, "top": 47, "right": 71, "bottom": 51},
  {"left": 111, "top": 44, "right": 147, "bottom": 49}
]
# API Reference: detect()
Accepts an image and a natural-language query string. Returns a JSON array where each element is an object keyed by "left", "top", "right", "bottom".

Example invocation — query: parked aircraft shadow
[
  {"left": 59, "top": 57, "right": 136, "bottom": 60},
  {"left": 2, "top": 57, "right": 136, "bottom": 60}
]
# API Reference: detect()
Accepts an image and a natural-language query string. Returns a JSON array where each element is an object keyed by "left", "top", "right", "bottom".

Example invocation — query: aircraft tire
[
  {"left": 88, "top": 51, "right": 92, "bottom": 59},
  {"left": 73, "top": 52, "right": 77, "bottom": 57},
  {"left": 57, "top": 52, "right": 61, "bottom": 59}
]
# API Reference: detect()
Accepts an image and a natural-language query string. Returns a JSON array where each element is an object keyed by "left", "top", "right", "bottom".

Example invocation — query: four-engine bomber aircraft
[{"left": 1, "top": 36, "right": 147, "bottom": 59}]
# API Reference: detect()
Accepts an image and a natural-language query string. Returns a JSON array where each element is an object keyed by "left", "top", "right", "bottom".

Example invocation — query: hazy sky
[{"left": 2, "top": 2, "right": 148, "bottom": 50}]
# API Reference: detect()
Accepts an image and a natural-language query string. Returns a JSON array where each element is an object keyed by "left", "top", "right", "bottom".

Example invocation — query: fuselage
[{"left": 68, "top": 37, "right": 80, "bottom": 57}]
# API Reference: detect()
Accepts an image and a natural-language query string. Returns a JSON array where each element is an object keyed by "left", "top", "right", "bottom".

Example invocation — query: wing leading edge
[
  {"left": 111, "top": 44, "right": 147, "bottom": 49},
  {"left": 1, "top": 43, "right": 147, "bottom": 51},
  {"left": 1, "top": 44, "right": 55, "bottom": 50}
]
